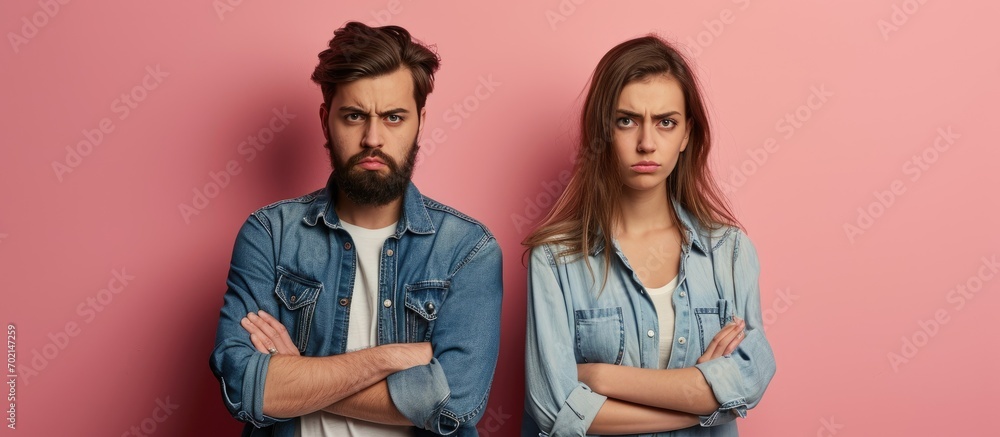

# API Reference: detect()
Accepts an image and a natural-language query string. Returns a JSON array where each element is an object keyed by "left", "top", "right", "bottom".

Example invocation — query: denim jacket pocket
[
  {"left": 273, "top": 266, "right": 323, "bottom": 353},
  {"left": 574, "top": 307, "right": 625, "bottom": 365},
  {"left": 403, "top": 280, "right": 449, "bottom": 343},
  {"left": 693, "top": 299, "right": 730, "bottom": 355}
]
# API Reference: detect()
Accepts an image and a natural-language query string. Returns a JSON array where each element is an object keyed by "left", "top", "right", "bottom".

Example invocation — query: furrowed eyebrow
[
  {"left": 338, "top": 106, "right": 410, "bottom": 117},
  {"left": 616, "top": 109, "right": 682, "bottom": 119}
]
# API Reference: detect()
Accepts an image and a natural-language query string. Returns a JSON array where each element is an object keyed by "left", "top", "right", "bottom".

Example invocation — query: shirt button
[
  {"left": 386, "top": 249, "right": 394, "bottom": 257},
  {"left": 339, "top": 298, "right": 349, "bottom": 306},
  {"left": 679, "top": 291, "right": 686, "bottom": 298},
  {"left": 425, "top": 302, "right": 435, "bottom": 313},
  {"left": 646, "top": 329, "right": 655, "bottom": 338},
  {"left": 678, "top": 337, "right": 686, "bottom": 344},
  {"left": 383, "top": 299, "right": 392, "bottom": 308},
  {"left": 343, "top": 242, "right": 352, "bottom": 250},
  {"left": 289, "top": 295, "right": 297, "bottom": 303}
]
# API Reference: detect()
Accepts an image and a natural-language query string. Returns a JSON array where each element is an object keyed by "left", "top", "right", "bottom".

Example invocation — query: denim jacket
[
  {"left": 522, "top": 201, "right": 776, "bottom": 436},
  {"left": 209, "top": 175, "right": 503, "bottom": 436}
]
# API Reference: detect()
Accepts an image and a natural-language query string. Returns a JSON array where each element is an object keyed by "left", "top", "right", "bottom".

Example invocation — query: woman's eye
[
  {"left": 660, "top": 119, "right": 677, "bottom": 128},
  {"left": 616, "top": 117, "right": 633, "bottom": 127}
]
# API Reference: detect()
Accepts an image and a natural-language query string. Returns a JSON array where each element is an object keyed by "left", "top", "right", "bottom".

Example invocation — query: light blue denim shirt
[
  {"left": 522, "top": 201, "right": 776, "bottom": 437},
  {"left": 209, "top": 175, "right": 503, "bottom": 437}
]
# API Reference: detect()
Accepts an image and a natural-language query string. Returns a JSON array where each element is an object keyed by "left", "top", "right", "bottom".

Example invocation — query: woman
[{"left": 522, "top": 35, "right": 775, "bottom": 436}]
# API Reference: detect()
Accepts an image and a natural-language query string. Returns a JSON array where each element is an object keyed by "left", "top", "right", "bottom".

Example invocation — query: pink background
[{"left": 2, "top": 0, "right": 999, "bottom": 435}]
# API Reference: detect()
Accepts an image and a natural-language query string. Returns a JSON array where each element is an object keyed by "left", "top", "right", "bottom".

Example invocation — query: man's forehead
[{"left": 332, "top": 68, "right": 416, "bottom": 110}]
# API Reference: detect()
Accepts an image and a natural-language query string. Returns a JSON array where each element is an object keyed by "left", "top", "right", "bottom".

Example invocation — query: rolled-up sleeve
[
  {"left": 209, "top": 214, "right": 289, "bottom": 428},
  {"left": 524, "top": 245, "right": 607, "bottom": 436},
  {"left": 694, "top": 231, "right": 776, "bottom": 427},
  {"left": 387, "top": 236, "right": 504, "bottom": 435}
]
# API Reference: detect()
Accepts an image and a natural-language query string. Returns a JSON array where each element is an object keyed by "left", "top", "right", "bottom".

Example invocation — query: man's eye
[
  {"left": 386, "top": 114, "right": 402, "bottom": 123},
  {"left": 346, "top": 114, "right": 364, "bottom": 122}
]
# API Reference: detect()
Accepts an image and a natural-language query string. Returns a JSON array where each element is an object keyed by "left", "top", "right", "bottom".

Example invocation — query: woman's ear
[{"left": 681, "top": 119, "right": 692, "bottom": 152}]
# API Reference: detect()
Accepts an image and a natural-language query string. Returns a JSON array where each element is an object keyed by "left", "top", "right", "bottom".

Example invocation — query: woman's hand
[
  {"left": 697, "top": 317, "right": 745, "bottom": 364},
  {"left": 241, "top": 310, "right": 300, "bottom": 356}
]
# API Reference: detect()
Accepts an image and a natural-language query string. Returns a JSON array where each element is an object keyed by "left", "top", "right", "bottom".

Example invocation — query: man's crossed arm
[{"left": 241, "top": 310, "right": 429, "bottom": 425}]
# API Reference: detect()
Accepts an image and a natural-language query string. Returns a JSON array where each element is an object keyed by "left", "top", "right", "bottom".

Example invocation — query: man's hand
[
  {"left": 242, "top": 311, "right": 300, "bottom": 356},
  {"left": 697, "top": 317, "right": 745, "bottom": 364},
  {"left": 241, "top": 310, "right": 433, "bottom": 369}
]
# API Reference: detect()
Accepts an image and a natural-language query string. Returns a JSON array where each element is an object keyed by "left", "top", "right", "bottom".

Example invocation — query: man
[{"left": 209, "top": 22, "right": 503, "bottom": 437}]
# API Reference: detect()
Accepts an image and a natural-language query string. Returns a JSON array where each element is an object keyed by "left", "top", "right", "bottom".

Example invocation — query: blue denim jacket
[
  {"left": 522, "top": 201, "right": 776, "bottom": 436},
  {"left": 209, "top": 175, "right": 503, "bottom": 436}
]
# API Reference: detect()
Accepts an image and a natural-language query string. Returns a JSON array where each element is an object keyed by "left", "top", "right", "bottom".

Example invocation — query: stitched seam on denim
[
  {"left": 448, "top": 234, "right": 493, "bottom": 278},
  {"left": 258, "top": 189, "right": 322, "bottom": 211},
  {"left": 447, "top": 375, "right": 494, "bottom": 425},
  {"left": 251, "top": 212, "right": 273, "bottom": 238},
  {"left": 421, "top": 196, "right": 494, "bottom": 238},
  {"left": 709, "top": 226, "right": 735, "bottom": 253}
]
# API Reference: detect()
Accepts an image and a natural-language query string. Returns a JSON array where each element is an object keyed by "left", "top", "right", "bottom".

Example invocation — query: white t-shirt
[
  {"left": 297, "top": 220, "right": 411, "bottom": 437},
  {"left": 647, "top": 275, "right": 679, "bottom": 369}
]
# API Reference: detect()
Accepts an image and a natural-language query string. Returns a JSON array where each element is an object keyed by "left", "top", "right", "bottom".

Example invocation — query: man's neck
[{"left": 334, "top": 192, "right": 404, "bottom": 229}]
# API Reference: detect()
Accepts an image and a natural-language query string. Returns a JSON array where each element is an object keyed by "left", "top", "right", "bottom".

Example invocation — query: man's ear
[
  {"left": 417, "top": 107, "right": 426, "bottom": 138},
  {"left": 319, "top": 103, "right": 331, "bottom": 149}
]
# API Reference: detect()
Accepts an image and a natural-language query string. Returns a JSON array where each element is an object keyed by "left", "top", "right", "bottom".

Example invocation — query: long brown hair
[{"left": 523, "top": 35, "right": 739, "bottom": 274}]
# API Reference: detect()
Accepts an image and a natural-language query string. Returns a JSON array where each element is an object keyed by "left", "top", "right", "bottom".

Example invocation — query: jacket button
[
  {"left": 343, "top": 242, "right": 352, "bottom": 250},
  {"left": 386, "top": 249, "right": 394, "bottom": 257},
  {"left": 679, "top": 291, "right": 686, "bottom": 298},
  {"left": 290, "top": 295, "right": 297, "bottom": 303},
  {"left": 339, "top": 298, "right": 349, "bottom": 306},
  {"left": 678, "top": 337, "right": 686, "bottom": 344},
  {"left": 646, "top": 329, "right": 655, "bottom": 338},
  {"left": 425, "top": 302, "right": 435, "bottom": 313},
  {"left": 383, "top": 299, "right": 392, "bottom": 308}
]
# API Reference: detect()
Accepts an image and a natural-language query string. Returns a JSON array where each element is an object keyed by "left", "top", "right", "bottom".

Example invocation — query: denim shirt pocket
[
  {"left": 693, "top": 299, "right": 730, "bottom": 354},
  {"left": 273, "top": 266, "right": 323, "bottom": 353},
  {"left": 403, "top": 280, "right": 449, "bottom": 343},
  {"left": 574, "top": 307, "right": 625, "bottom": 365}
]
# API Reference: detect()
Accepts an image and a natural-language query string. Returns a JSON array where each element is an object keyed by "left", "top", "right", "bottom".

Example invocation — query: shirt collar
[{"left": 302, "top": 173, "right": 436, "bottom": 236}]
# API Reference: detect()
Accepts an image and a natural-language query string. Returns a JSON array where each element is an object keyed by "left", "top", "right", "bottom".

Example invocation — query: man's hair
[{"left": 311, "top": 21, "right": 440, "bottom": 112}]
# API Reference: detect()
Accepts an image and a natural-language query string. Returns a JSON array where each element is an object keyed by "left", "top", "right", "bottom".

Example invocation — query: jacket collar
[{"left": 302, "top": 173, "right": 436, "bottom": 235}]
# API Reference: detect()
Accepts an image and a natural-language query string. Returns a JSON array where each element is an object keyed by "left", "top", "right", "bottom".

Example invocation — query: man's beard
[{"left": 331, "top": 140, "right": 419, "bottom": 207}]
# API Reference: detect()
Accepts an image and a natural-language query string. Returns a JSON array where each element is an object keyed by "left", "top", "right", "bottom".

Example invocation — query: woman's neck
[{"left": 616, "top": 186, "right": 675, "bottom": 236}]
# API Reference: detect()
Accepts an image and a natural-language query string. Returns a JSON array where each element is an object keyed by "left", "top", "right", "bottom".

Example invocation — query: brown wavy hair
[{"left": 523, "top": 35, "right": 739, "bottom": 273}]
